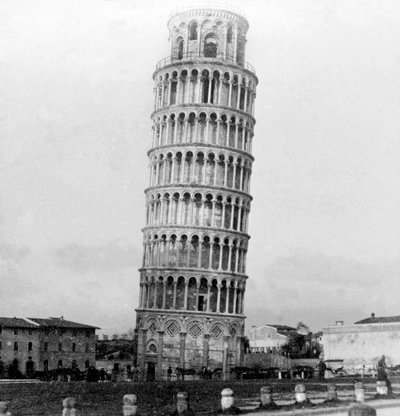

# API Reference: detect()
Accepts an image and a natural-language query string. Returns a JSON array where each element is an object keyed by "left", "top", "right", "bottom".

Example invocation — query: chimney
[{"left": 371, "top": 313, "right": 375, "bottom": 319}]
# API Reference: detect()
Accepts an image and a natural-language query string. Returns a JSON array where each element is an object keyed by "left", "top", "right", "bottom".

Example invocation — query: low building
[
  {"left": 0, "top": 316, "right": 98, "bottom": 376},
  {"left": 322, "top": 313, "right": 400, "bottom": 373},
  {"left": 248, "top": 324, "right": 295, "bottom": 353}
]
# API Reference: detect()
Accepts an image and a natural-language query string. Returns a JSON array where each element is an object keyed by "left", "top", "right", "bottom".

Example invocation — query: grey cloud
[
  {"left": 259, "top": 251, "right": 393, "bottom": 287},
  {"left": 0, "top": 244, "right": 30, "bottom": 263},
  {"left": 53, "top": 242, "right": 139, "bottom": 273}
]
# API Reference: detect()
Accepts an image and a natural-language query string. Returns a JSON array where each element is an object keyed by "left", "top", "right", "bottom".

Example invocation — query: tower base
[{"left": 135, "top": 309, "right": 245, "bottom": 381}]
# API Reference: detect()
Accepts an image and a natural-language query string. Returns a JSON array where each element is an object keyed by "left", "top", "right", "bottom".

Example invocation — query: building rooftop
[
  {"left": 266, "top": 324, "right": 297, "bottom": 332},
  {"left": 0, "top": 317, "right": 38, "bottom": 328},
  {"left": 0, "top": 316, "right": 99, "bottom": 329},
  {"left": 355, "top": 313, "right": 400, "bottom": 325},
  {"left": 28, "top": 317, "right": 99, "bottom": 329}
]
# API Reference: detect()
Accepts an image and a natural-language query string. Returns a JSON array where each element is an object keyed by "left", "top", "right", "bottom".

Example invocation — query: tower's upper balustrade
[{"left": 159, "top": 5, "right": 254, "bottom": 74}]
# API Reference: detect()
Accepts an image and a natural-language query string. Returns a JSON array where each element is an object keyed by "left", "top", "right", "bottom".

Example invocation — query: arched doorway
[{"left": 25, "top": 357, "right": 34, "bottom": 377}]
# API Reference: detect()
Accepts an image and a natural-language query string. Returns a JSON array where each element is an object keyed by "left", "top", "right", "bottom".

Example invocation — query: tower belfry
[{"left": 135, "top": 5, "right": 258, "bottom": 381}]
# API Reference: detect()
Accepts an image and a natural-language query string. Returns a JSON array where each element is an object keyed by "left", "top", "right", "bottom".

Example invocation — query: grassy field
[{"left": 0, "top": 378, "right": 389, "bottom": 416}]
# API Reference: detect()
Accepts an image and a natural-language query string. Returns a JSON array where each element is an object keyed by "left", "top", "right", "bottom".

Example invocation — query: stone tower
[{"left": 135, "top": 5, "right": 257, "bottom": 381}]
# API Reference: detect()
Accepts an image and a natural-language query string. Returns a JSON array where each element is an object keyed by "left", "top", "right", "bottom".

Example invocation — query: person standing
[
  {"left": 318, "top": 359, "right": 327, "bottom": 381},
  {"left": 377, "top": 355, "right": 392, "bottom": 394},
  {"left": 167, "top": 366, "right": 172, "bottom": 381}
]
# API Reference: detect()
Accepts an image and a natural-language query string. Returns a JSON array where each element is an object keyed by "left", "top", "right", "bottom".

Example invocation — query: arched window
[
  {"left": 189, "top": 22, "right": 198, "bottom": 40},
  {"left": 204, "top": 33, "right": 217, "bottom": 58},
  {"left": 227, "top": 26, "right": 233, "bottom": 43},
  {"left": 176, "top": 37, "right": 184, "bottom": 59}
]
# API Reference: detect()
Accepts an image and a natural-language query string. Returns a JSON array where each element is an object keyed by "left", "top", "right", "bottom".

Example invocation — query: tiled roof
[
  {"left": 0, "top": 316, "right": 99, "bottom": 329},
  {"left": 28, "top": 317, "right": 99, "bottom": 329},
  {"left": 0, "top": 317, "right": 38, "bottom": 328},
  {"left": 355, "top": 315, "right": 400, "bottom": 324},
  {"left": 266, "top": 324, "right": 296, "bottom": 332}
]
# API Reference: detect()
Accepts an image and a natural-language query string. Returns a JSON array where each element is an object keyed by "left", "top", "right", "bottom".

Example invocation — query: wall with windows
[
  {"left": 0, "top": 319, "right": 97, "bottom": 375},
  {"left": 0, "top": 324, "right": 40, "bottom": 376}
]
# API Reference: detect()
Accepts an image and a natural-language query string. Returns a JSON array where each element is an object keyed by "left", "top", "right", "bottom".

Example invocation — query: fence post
[
  {"left": 348, "top": 403, "right": 376, "bottom": 416},
  {"left": 354, "top": 382, "right": 365, "bottom": 403},
  {"left": 376, "top": 380, "right": 388, "bottom": 396},
  {"left": 176, "top": 392, "right": 189, "bottom": 415},
  {"left": 260, "top": 386, "right": 273, "bottom": 406},
  {"left": 327, "top": 383, "right": 338, "bottom": 401},
  {"left": 295, "top": 384, "right": 307, "bottom": 403},
  {"left": 123, "top": 394, "right": 137, "bottom": 416},
  {"left": 62, "top": 398, "right": 77, "bottom": 416},
  {"left": 0, "top": 401, "right": 11, "bottom": 416},
  {"left": 221, "top": 388, "right": 234, "bottom": 411}
]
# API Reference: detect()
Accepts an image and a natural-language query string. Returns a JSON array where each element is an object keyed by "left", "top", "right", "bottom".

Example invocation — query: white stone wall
[
  {"left": 322, "top": 323, "right": 400, "bottom": 369},
  {"left": 248, "top": 325, "right": 289, "bottom": 351}
]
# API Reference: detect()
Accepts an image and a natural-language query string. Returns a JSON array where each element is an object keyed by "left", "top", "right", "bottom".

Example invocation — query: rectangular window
[
  {"left": 28, "top": 329, "right": 32, "bottom": 336},
  {"left": 0, "top": 326, "right": 2, "bottom": 334},
  {"left": 14, "top": 342, "right": 18, "bottom": 351},
  {"left": 58, "top": 342, "right": 62, "bottom": 352},
  {"left": 14, "top": 329, "right": 18, "bottom": 335},
  {"left": 28, "top": 342, "right": 33, "bottom": 352},
  {"left": 72, "top": 343, "right": 76, "bottom": 352},
  {"left": 0, "top": 341, "right": 2, "bottom": 350},
  {"left": 44, "top": 342, "right": 48, "bottom": 352}
]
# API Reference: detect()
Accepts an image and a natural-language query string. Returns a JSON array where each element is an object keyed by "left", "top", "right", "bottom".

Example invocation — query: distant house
[
  {"left": 248, "top": 324, "right": 295, "bottom": 353},
  {"left": 322, "top": 313, "right": 400, "bottom": 372},
  {"left": 0, "top": 316, "right": 98, "bottom": 376}
]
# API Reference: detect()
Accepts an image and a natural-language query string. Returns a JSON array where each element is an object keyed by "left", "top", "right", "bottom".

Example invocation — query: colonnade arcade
[
  {"left": 142, "top": 232, "right": 248, "bottom": 275},
  {"left": 148, "top": 150, "right": 253, "bottom": 194},
  {"left": 151, "top": 110, "right": 254, "bottom": 153},
  {"left": 145, "top": 191, "right": 250, "bottom": 233},
  {"left": 154, "top": 67, "right": 256, "bottom": 115},
  {"left": 139, "top": 273, "right": 246, "bottom": 315}
]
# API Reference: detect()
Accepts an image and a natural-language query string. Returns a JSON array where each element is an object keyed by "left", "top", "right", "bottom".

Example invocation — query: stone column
[
  {"left": 172, "top": 281, "right": 177, "bottom": 309},
  {"left": 216, "top": 119, "right": 221, "bottom": 142},
  {"left": 211, "top": 200, "right": 216, "bottom": 227},
  {"left": 244, "top": 84, "right": 249, "bottom": 112},
  {"left": 179, "top": 332, "right": 186, "bottom": 367},
  {"left": 197, "top": 241, "right": 202, "bottom": 268},
  {"left": 185, "top": 75, "right": 190, "bottom": 102},
  {"left": 203, "top": 334, "right": 210, "bottom": 367},
  {"left": 206, "top": 283, "right": 211, "bottom": 312},
  {"left": 216, "top": 282, "right": 222, "bottom": 312},
  {"left": 218, "top": 243, "right": 224, "bottom": 271},
  {"left": 140, "top": 329, "right": 147, "bottom": 380},
  {"left": 157, "top": 331, "right": 164, "bottom": 380},
  {"left": 236, "top": 335, "right": 242, "bottom": 366},
  {"left": 227, "top": 244, "right": 233, "bottom": 272},
  {"left": 162, "top": 280, "right": 167, "bottom": 309},
  {"left": 230, "top": 203, "right": 235, "bottom": 230},
  {"left": 225, "top": 122, "right": 230, "bottom": 146},
  {"left": 233, "top": 282, "right": 238, "bottom": 313},
  {"left": 228, "top": 80, "right": 233, "bottom": 107},
  {"left": 222, "top": 336, "right": 230, "bottom": 380},
  {"left": 160, "top": 81, "right": 165, "bottom": 107},
  {"left": 165, "top": 119, "right": 170, "bottom": 146},
  {"left": 205, "top": 117, "right": 210, "bottom": 143},
  {"left": 221, "top": 202, "right": 226, "bottom": 228},
  {"left": 153, "top": 280, "right": 158, "bottom": 308},
  {"left": 184, "top": 280, "right": 188, "bottom": 310},
  {"left": 225, "top": 282, "right": 230, "bottom": 313},
  {"left": 224, "top": 162, "right": 228, "bottom": 186}
]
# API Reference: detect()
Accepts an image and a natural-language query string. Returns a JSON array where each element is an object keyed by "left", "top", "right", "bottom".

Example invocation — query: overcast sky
[{"left": 1, "top": 0, "right": 400, "bottom": 335}]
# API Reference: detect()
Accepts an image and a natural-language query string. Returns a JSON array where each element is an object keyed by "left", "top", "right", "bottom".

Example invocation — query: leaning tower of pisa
[{"left": 135, "top": 5, "right": 258, "bottom": 381}]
